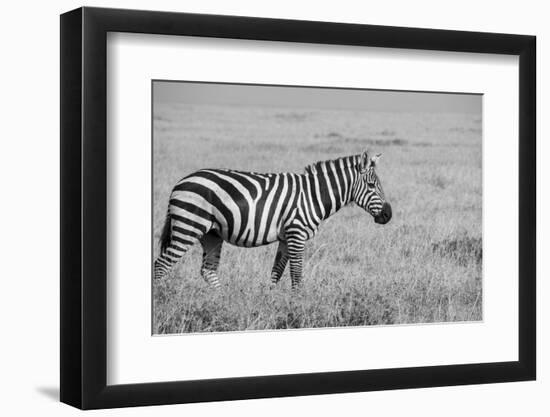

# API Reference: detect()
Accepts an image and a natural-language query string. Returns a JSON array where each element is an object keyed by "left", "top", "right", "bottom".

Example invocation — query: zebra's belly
[{"left": 213, "top": 221, "right": 283, "bottom": 248}]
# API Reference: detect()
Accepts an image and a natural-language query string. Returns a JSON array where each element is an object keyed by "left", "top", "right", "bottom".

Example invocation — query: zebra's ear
[
  {"left": 360, "top": 151, "right": 369, "bottom": 173},
  {"left": 370, "top": 153, "right": 382, "bottom": 167}
]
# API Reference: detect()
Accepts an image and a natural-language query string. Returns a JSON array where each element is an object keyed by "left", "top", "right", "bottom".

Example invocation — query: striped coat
[{"left": 154, "top": 151, "right": 392, "bottom": 288}]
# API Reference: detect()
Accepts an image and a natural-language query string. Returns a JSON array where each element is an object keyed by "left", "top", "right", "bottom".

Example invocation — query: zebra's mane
[{"left": 304, "top": 154, "right": 361, "bottom": 175}]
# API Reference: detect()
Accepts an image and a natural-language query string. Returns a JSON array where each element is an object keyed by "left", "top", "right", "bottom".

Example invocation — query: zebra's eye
[{"left": 362, "top": 175, "right": 376, "bottom": 189}]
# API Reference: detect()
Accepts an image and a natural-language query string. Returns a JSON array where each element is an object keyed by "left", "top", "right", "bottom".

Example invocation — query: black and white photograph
[{"left": 152, "top": 81, "right": 483, "bottom": 334}]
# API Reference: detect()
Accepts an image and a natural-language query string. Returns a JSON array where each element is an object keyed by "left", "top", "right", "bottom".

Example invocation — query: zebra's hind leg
[
  {"left": 153, "top": 239, "right": 194, "bottom": 281},
  {"left": 271, "top": 240, "right": 289, "bottom": 284},
  {"left": 200, "top": 231, "right": 224, "bottom": 289},
  {"left": 286, "top": 233, "right": 306, "bottom": 290},
  {"left": 153, "top": 215, "right": 205, "bottom": 281}
]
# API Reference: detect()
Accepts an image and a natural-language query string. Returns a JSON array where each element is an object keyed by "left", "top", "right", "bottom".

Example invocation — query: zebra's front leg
[
  {"left": 271, "top": 240, "right": 289, "bottom": 284},
  {"left": 287, "top": 235, "right": 306, "bottom": 290},
  {"left": 200, "top": 232, "right": 224, "bottom": 289}
]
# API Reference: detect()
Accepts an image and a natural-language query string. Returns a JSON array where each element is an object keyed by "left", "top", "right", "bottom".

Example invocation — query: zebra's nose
[{"left": 374, "top": 202, "right": 392, "bottom": 224}]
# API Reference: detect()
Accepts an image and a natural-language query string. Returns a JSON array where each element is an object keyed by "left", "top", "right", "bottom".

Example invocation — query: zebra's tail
[{"left": 159, "top": 208, "right": 172, "bottom": 253}]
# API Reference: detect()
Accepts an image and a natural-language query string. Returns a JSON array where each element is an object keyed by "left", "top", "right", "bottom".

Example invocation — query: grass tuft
[{"left": 432, "top": 235, "right": 482, "bottom": 267}]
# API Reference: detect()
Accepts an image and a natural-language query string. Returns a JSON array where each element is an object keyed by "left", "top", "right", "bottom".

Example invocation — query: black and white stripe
[{"left": 154, "top": 150, "right": 392, "bottom": 289}]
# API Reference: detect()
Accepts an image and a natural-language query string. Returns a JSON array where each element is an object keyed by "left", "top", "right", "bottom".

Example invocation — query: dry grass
[{"left": 153, "top": 103, "right": 482, "bottom": 333}]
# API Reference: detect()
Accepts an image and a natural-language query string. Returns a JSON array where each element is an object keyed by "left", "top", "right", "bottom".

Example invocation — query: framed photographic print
[{"left": 60, "top": 6, "right": 536, "bottom": 410}]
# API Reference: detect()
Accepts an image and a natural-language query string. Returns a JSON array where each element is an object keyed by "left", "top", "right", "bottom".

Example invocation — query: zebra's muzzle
[{"left": 374, "top": 202, "right": 392, "bottom": 224}]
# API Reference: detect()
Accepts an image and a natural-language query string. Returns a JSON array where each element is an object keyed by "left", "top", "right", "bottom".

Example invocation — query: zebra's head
[{"left": 352, "top": 151, "right": 392, "bottom": 225}]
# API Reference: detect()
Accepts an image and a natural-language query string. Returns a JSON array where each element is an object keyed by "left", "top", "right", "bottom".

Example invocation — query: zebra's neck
[{"left": 302, "top": 155, "right": 361, "bottom": 224}]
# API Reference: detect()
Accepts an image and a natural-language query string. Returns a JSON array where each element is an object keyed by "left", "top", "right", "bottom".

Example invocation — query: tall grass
[{"left": 153, "top": 103, "right": 482, "bottom": 334}]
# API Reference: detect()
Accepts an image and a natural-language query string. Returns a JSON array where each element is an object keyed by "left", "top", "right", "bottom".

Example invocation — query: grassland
[{"left": 153, "top": 102, "right": 482, "bottom": 334}]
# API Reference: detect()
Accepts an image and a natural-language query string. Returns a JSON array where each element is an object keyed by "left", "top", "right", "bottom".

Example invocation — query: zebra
[{"left": 153, "top": 150, "right": 392, "bottom": 289}]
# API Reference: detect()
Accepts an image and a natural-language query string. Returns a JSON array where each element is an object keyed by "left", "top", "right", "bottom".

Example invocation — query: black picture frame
[{"left": 60, "top": 6, "right": 536, "bottom": 410}]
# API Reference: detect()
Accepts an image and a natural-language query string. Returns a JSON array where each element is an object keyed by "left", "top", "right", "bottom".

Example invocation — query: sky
[{"left": 153, "top": 80, "right": 481, "bottom": 114}]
